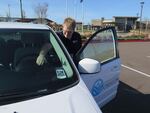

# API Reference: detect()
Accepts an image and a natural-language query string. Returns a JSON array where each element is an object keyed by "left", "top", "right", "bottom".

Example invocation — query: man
[
  {"left": 36, "top": 17, "right": 82, "bottom": 66},
  {"left": 57, "top": 17, "right": 82, "bottom": 55}
]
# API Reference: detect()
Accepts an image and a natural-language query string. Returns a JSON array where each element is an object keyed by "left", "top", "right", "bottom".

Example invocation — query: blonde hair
[{"left": 63, "top": 17, "right": 76, "bottom": 30}]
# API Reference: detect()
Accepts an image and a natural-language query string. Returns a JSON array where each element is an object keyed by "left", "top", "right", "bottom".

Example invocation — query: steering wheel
[{"left": 15, "top": 54, "right": 42, "bottom": 72}]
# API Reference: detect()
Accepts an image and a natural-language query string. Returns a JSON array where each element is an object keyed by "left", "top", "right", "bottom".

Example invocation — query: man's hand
[
  {"left": 36, "top": 43, "right": 51, "bottom": 66},
  {"left": 36, "top": 54, "right": 47, "bottom": 66}
]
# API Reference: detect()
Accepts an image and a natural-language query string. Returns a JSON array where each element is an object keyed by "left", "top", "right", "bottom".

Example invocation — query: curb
[{"left": 118, "top": 39, "right": 150, "bottom": 42}]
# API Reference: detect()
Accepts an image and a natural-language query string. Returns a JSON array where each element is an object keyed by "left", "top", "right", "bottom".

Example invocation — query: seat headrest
[{"left": 21, "top": 33, "right": 44, "bottom": 45}]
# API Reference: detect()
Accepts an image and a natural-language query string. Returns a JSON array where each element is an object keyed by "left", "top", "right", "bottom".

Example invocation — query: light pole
[
  {"left": 81, "top": 0, "right": 84, "bottom": 34},
  {"left": 19, "top": 0, "right": 23, "bottom": 20},
  {"left": 139, "top": 1, "right": 144, "bottom": 34},
  {"left": 8, "top": 4, "right": 10, "bottom": 17},
  {"left": 66, "top": 0, "right": 68, "bottom": 17}
]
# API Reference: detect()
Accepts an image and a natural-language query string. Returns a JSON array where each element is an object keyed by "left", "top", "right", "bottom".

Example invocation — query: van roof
[{"left": 0, "top": 22, "right": 50, "bottom": 30}]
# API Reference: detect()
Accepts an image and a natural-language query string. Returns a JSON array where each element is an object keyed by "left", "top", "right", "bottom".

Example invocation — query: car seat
[
  {"left": 0, "top": 37, "right": 7, "bottom": 67},
  {"left": 14, "top": 33, "right": 44, "bottom": 72},
  {"left": 0, "top": 37, "right": 22, "bottom": 69},
  {"left": 6, "top": 39, "right": 22, "bottom": 67}
]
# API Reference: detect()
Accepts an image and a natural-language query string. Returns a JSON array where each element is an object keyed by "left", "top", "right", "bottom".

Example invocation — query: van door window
[{"left": 79, "top": 28, "right": 117, "bottom": 63}]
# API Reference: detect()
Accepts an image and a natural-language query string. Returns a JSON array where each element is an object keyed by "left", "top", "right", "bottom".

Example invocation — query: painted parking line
[{"left": 121, "top": 64, "right": 150, "bottom": 78}]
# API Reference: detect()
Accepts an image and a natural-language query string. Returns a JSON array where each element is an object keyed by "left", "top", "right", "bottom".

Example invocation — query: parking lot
[{"left": 102, "top": 42, "right": 150, "bottom": 113}]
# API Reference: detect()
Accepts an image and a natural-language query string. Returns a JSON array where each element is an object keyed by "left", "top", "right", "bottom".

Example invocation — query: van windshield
[{"left": 0, "top": 29, "right": 78, "bottom": 101}]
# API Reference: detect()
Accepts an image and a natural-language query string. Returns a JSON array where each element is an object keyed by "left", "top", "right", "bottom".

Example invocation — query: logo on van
[{"left": 91, "top": 79, "right": 104, "bottom": 96}]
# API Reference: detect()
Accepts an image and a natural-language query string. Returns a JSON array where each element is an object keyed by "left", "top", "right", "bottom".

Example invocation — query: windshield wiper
[
  {"left": 0, "top": 88, "right": 50, "bottom": 99},
  {"left": 0, "top": 88, "right": 54, "bottom": 106}
]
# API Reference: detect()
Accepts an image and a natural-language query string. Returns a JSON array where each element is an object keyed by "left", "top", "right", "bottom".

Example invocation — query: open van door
[{"left": 74, "top": 27, "right": 121, "bottom": 107}]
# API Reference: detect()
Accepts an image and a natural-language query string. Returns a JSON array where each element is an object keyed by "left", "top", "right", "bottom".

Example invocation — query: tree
[{"left": 34, "top": 3, "right": 48, "bottom": 23}]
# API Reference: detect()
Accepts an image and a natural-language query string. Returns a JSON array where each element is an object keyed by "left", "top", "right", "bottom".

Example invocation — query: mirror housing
[{"left": 78, "top": 58, "right": 100, "bottom": 74}]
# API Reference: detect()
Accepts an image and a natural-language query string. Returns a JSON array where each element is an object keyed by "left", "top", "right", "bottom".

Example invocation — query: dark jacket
[{"left": 56, "top": 31, "right": 82, "bottom": 55}]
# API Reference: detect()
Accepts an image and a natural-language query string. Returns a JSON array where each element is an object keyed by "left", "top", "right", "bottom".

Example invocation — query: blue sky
[{"left": 0, "top": 0, "right": 150, "bottom": 24}]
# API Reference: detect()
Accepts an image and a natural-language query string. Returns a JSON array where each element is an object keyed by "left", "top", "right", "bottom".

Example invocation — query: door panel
[{"left": 77, "top": 27, "right": 121, "bottom": 107}]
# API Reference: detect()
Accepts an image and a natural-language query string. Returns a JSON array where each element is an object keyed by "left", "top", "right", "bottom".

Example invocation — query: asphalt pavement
[{"left": 101, "top": 42, "right": 150, "bottom": 113}]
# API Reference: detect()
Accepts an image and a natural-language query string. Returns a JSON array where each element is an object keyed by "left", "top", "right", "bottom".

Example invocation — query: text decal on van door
[{"left": 91, "top": 79, "right": 104, "bottom": 96}]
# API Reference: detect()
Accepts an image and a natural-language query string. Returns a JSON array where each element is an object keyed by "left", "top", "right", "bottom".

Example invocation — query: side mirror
[{"left": 78, "top": 58, "right": 101, "bottom": 74}]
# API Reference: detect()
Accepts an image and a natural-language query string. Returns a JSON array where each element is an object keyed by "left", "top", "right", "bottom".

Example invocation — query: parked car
[{"left": 0, "top": 22, "right": 121, "bottom": 113}]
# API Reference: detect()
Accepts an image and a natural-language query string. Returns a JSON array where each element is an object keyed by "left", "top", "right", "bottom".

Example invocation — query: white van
[{"left": 0, "top": 22, "right": 121, "bottom": 113}]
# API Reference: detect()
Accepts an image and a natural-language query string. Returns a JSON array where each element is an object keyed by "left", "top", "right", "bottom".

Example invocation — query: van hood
[{"left": 0, "top": 81, "right": 102, "bottom": 113}]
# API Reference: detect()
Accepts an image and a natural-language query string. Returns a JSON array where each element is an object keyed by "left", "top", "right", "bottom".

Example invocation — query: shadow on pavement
[{"left": 102, "top": 81, "right": 150, "bottom": 113}]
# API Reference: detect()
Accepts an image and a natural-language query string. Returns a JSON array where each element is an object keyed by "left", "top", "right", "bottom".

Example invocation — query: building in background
[
  {"left": 113, "top": 16, "right": 139, "bottom": 32},
  {"left": 0, "top": 17, "right": 54, "bottom": 24},
  {"left": 91, "top": 16, "right": 139, "bottom": 32},
  {"left": 1, "top": 16, "right": 148, "bottom": 33},
  {"left": 0, "top": 17, "right": 61, "bottom": 30},
  {"left": 91, "top": 18, "right": 103, "bottom": 30},
  {"left": 15, "top": 18, "right": 53, "bottom": 24},
  {"left": 76, "top": 22, "right": 82, "bottom": 31},
  {"left": 0, "top": 17, "right": 18, "bottom": 22},
  {"left": 91, "top": 18, "right": 115, "bottom": 30}
]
